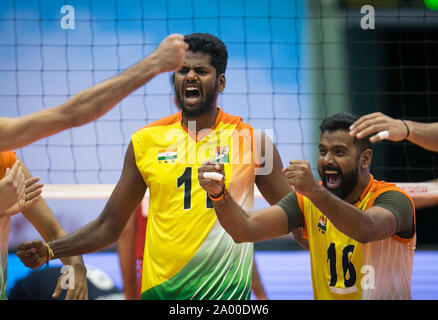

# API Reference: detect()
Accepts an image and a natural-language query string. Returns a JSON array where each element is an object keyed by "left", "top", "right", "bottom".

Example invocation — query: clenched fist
[
  {"left": 198, "top": 160, "right": 225, "bottom": 198},
  {"left": 16, "top": 239, "right": 50, "bottom": 269},
  {"left": 152, "top": 34, "right": 189, "bottom": 74},
  {"left": 282, "top": 160, "right": 320, "bottom": 198}
]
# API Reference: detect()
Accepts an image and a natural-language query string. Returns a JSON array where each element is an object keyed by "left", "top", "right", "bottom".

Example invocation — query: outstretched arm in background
[
  {"left": 253, "top": 131, "right": 308, "bottom": 250},
  {"left": 350, "top": 112, "right": 438, "bottom": 152},
  {"left": 0, "top": 34, "right": 188, "bottom": 151}
]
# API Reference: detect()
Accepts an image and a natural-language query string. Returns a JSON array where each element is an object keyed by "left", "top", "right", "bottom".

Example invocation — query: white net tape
[{"left": 41, "top": 182, "right": 438, "bottom": 200}]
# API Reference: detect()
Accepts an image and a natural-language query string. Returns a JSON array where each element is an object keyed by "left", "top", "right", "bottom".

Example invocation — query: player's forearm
[
  {"left": 62, "top": 54, "right": 162, "bottom": 127},
  {"left": 118, "top": 213, "right": 137, "bottom": 299},
  {"left": 405, "top": 120, "right": 438, "bottom": 152},
  {"left": 40, "top": 227, "right": 84, "bottom": 267},
  {"left": 48, "top": 216, "right": 118, "bottom": 260},
  {"left": 0, "top": 203, "right": 21, "bottom": 217},
  {"left": 308, "top": 185, "right": 376, "bottom": 243},
  {"left": 213, "top": 192, "right": 257, "bottom": 243},
  {"left": 0, "top": 56, "right": 162, "bottom": 151}
]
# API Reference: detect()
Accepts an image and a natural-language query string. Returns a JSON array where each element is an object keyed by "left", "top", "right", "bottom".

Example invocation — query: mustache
[{"left": 322, "top": 165, "right": 341, "bottom": 173}]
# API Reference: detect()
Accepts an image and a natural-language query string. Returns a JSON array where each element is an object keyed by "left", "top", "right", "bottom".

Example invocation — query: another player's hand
[
  {"left": 282, "top": 160, "right": 319, "bottom": 198},
  {"left": 349, "top": 112, "right": 409, "bottom": 143},
  {"left": 3, "top": 177, "right": 44, "bottom": 216},
  {"left": 0, "top": 160, "right": 25, "bottom": 214},
  {"left": 152, "top": 34, "right": 189, "bottom": 74},
  {"left": 16, "top": 239, "right": 49, "bottom": 269},
  {"left": 198, "top": 160, "right": 225, "bottom": 198},
  {"left": 52, "top": 263, "right": 88, "bottom": 300}
]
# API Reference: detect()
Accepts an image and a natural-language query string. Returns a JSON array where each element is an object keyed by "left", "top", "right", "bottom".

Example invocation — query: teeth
[
  {"left": 186, "top": 87, "right": 198, "bottom": 91},
  {"left": 325, "top": 170, "right": 339, "bottom": 175}
]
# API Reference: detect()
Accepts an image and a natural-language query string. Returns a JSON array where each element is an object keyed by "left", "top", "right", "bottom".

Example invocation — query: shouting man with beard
[
  {"left": 16, "top": 33, "right": 300, "bottom": 300},
  {"left": 198, "top": 112, "right": 416, "bottom": 300}
]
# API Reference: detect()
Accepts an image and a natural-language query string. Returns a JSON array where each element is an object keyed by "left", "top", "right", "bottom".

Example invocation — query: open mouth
[
  {"left": 324, "top": 170, "right": 342, "bottom": 189},
  {"left": 184, "top": 86, "right": 201, "bottom": 105}
]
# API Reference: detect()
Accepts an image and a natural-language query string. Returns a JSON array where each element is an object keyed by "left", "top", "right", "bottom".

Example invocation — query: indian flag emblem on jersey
[
  {"left": 215, "top": 146, "right": 229, "bottom": 163},
  {"left": 158, "top": 148, "right": 177, "bottom": 163},
  {"left": 317, "top": 216, "right": 327, "bottom": 234}
]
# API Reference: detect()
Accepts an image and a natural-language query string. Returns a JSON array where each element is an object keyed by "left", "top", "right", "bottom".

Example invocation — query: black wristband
[{"left": 401, "top": 120, "right": 410, "bottom": 140}]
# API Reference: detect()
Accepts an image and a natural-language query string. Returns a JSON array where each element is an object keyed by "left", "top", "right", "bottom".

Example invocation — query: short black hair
[
  {"left": 184, "top": 33, "right": 228, "bottom": 75},
  {"left": 319, "top": 112, "right": 372, "bottom": 152}
]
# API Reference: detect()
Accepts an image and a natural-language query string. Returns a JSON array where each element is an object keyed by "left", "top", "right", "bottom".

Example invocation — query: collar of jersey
[{"left": 178, "top": 107, "right": 223, "bottom": 142}]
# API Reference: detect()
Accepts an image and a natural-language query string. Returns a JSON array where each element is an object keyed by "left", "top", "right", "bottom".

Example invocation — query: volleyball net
[{"left": 2, "top": 0, "right": 438, "bottom": 247}]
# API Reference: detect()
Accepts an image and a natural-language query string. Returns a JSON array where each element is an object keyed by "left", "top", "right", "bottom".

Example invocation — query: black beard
[
  {"left": 175, "top": 85, "right": 217, "bottom": 117},
  {"left": 320, "top": 166, "right": 359, "bottom": 199}
]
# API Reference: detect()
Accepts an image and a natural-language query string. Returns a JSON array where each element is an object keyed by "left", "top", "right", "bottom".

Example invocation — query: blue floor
[{"left": 6, "top": 250, "right": 438, "bottom": 300}]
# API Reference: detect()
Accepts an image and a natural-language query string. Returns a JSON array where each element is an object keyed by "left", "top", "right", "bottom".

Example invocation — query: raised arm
[
  {"left": 17, "top": 141, "right": 146, "bottom": 263},
  {"left": 253, "top": 131, "right": 308, "bottom": 249},
  {"left": 0, "top": 34, "right": 188, "bottom": 151},
  {"left": 349, "top": 112, "right": 438, "bottom": 152}
]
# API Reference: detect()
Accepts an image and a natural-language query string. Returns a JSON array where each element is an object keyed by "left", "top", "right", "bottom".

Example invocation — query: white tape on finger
[
  {"left": 377, "top": 130, "right": 389, "bottom": 140},
  {"left": 203, "top": 172, "right": 224, "bottom": 181}
]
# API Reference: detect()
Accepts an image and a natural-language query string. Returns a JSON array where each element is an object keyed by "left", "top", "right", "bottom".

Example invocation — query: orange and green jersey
[
  {"left": 131, "top": 107, "right": 258, "bottom": 300},
  {"left": 297, "top": 175, "right": 416, "bottom": 300},
  {"left": 0, "top": 151, "right": 16, "bottom": 300}
]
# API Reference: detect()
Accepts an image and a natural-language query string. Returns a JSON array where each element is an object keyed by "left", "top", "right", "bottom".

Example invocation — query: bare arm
[
  {"left": 0, "top": 34, "right": 188, "bottom": 151},
  {"left": 118, "top": 208, "right": 138, "bottom": 300},
  {"left": 349, "top": 112, "right": 438, "bottom": 152},
  {"left": 198, "top": 161, "right": 290, "bottom": 243},
  {"left": 254, "top": 131, "right": 290, "bottom": 204},
  {"left": 213, "top": 192, "right": 290, "bottom": 243},
  {"left": 16, "top": 159, "right": 87, "bottom": 299},
  {"left": 1, "top": 156, "right": 43, "bottom": 217},
  {"left": 412, "top": 195, "right": 438, "bottom": 210},
  {"left": 403, "top": 120, "right": 438, "bottom": 152},
  {"left": 17, "top": 142, "right": 147, "bottom": 261},
  {"left": 254, "top": 131, "right": 308, "bottom": 249},
  {"left": 0, "top": 160, "right": 26, "bottom": 215},
  {"left": 251, "top": 259, "right": 267, "bottom": 300}
]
